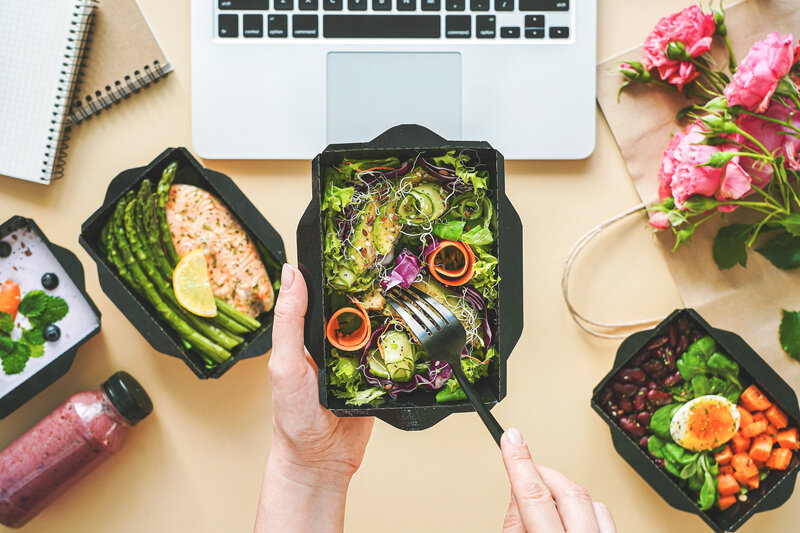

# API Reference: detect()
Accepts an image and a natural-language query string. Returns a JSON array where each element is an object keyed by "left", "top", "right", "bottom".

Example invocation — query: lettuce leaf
[
  {"left": 470, "top": 246, "right": 500, "bottom": 307},
  {"left": 327, "top": 351, "right": 386, "bottom": 406},
  {"left": 432, "top": 221, "right": 493, "bottom": 245},
  {"left": 322, "top": 183, "right": 355, "bottom": 213},
  {"left": 432, "top": 151, "right": 489, "bottom": 192}
]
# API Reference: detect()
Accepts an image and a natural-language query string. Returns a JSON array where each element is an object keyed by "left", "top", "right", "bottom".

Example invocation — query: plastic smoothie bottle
[{"left": 0, "top": 371, "right": 153, "bottom": 528}]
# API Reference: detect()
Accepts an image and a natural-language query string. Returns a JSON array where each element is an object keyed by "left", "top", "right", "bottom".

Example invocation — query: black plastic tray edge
[
  {"left": 590, "top": 309, "right": 800, "bottom": 533},
  {"left": 78, "top": 147, "right": 286, "bottom": 379},
  {"left": 0, "top": 216, "right": 102, "bottom": 419},
  {"left": 297, "top": 124, "right": 524, "bottom": 431}
]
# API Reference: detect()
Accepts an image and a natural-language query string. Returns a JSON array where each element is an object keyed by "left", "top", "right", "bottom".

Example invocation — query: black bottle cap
[{"left": 101, "top": 371, "right": 153, "bottom": 425}]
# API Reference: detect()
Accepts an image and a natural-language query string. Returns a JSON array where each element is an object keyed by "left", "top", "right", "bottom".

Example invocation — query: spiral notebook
[
  {"left": 68, "top": 0, "right": 172, "bottom": 125},
  {"left": 0, "top": 0, "right": 95, "bottom": 185}
]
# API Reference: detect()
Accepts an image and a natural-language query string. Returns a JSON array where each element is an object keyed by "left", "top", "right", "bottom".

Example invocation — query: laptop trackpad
[{"left": 326, "top": 52, "right": 462, "bottom": 144}]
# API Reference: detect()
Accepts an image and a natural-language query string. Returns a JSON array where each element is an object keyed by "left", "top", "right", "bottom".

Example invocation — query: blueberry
[
  {"left": 41, "top": 273, "right": 59, "bottom": 290},
  {"left": 43, "top": 324, "right": 61, "bottom": 342},
  {"left": 0, "top": 242, "right": 10, "bottom": 258}
]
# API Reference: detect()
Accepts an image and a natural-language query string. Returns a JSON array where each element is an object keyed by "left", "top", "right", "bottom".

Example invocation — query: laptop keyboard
[{"left": 215, "top": 0, "right": 573, "bottom": 40}]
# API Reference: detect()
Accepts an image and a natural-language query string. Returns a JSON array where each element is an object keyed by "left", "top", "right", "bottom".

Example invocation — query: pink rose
[
  {"left": 658, "top": 123, "right": 758, "bottom": 209},
  {"left": 648, "top": 211, "right": 670, "bottom": 230},
  {"left": 737, "top": 101, "right": 800, "bottom": 174},
  {"left": 724, "top": 32, "right": 796, "bottom": 113},
  {"left": 643, "top": 6, "right": 716, "bottom": 91}
]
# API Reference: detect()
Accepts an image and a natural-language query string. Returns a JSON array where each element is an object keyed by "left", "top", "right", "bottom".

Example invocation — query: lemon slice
[{"left": 173, "top": 249, "right": 217, "bottom": 317}]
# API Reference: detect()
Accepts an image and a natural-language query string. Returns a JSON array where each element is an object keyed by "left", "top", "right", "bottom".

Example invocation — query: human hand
[
  {"left": 267, "top": 263, "right": 374, "bottom": 487},
  {"left": 500, "top": 428, "right": 616, "bottom": 533}
]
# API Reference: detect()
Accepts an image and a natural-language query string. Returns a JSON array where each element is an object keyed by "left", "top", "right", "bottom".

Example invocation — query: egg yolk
[{"left": 685, "top": 399, "right": 737, "bottom": 450}]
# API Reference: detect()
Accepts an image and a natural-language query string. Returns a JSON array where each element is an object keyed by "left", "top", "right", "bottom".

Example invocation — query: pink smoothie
[{"left": 0, "top": 390, "right": 131, "bottom": 528}]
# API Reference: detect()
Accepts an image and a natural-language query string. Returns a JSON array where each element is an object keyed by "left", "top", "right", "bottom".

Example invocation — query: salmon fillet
[{"left": 165, "top": 184, "right": 274, "bottom": 317}]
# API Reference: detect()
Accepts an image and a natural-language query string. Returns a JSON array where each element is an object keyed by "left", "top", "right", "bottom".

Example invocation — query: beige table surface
[{"left": 2, "top": 0, "right": 797, "bottom": 531}]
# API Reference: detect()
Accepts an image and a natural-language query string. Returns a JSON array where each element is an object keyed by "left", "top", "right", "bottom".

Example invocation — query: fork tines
[{"left": 384, "top": 286, "right": 455, "bottom": 338}]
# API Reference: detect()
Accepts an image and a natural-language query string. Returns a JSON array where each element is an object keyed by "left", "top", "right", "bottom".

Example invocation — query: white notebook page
[{"left": 0, "top": 0, "right": 93, "bottom": 184}]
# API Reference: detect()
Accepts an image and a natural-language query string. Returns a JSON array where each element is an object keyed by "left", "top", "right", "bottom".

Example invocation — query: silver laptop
[{"left": 191, "top": 0, "right": 596, "bottom": 159}]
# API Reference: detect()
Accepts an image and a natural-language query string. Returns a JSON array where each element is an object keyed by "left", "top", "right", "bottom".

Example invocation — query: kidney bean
[
  {"left": 619, "top": 397, "right": 634, "bottom": 413},
  {"left": 630, "top": 350, "right": 650, "bottom": 366},
  {"left": 642, "top": 359, "right": 665, "bottom": 376},
  {"left": 660, "top": 371, "right": 682, "bottom": 388},
  {"left": 676, "top": 335, "right": 689, "bottom": 356},
  {"left": 636, "top": 412, "right": 652, "bottom": 427},
  {"left": 661, "top": 348, "right": 676, "bottom": 371},
  {"left": 646, "top": 335, "right": 668, "bottom": 350},
  {"left": 633, "top": 388, "right": 647, "bottom": 411},
  {"left": 619, "top": 416, "right": 646, "bottom": 438},
  {"left": 598, "top": 388, "right": 613, "bottom": 404},
  {"left": 639, "top": 435, "right": 650, "bottom": 449},
  {"left": 647, "top": 389, "right": 673, "bottom": 407},
  {"left": 616, "top": 367, "right": 646, "bottom": 385},
  {"left": 646, "top": 379, "right": 658, "bottom": 390},
  {"left": 669, "top": 323, "right": 678, "bottom": 348},
  {"left": 612, "top": 381, "right": 638, "bottom": 398}
]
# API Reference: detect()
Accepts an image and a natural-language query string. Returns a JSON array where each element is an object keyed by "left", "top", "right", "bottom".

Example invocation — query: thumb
[{"left": 269, "top": 264, "right": 309, "bottom": 382}]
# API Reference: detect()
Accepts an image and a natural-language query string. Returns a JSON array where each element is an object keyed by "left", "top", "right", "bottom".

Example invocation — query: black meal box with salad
[
  {"left": 80, "top": 148, "right": 285, "bottom": 379},
  {"left": 297, "top": 125, "right": 523, "bottom": 431},
  {"left": 592, "top": 309, "right": 800, "bottom": 533},
  {"left": 1, "top": 216, "right": 101, "bottom": 418}
]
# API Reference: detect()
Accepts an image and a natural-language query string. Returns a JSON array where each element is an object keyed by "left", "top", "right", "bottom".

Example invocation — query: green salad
[{"left": 322, "top": 152, "right": 500, "bottom": 406}]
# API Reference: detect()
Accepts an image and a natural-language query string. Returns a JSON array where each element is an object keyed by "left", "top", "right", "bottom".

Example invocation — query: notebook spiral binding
[
  {"left": 69, "top": 60, "right": 170, "bottom": 125},
  {"left": 44, "top": 0, "right": 96, "bottom": 183}
]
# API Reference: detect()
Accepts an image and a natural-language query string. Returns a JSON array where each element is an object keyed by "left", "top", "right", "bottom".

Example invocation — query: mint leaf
[
  {"left": 756, "top": 232, "right": 800, "bottom": 270},
  {"left": 713, "top": 224, "right": 751, "bottom": 269},
  {"left": 1, "top": 342, "right": 30, "bottom": 375},
  {"left": 0, "top": 311, "right": 13, "bottom": 334},
  {"left": 27, "top": 344, "right": 44, "bottom": 358},
  {"left": 0, "top": 336, "right": 13, "bottom": 356},
  {"left": 22, "top": 328, "right": 45, "bottom": 346},
  {"left": 779, "top": 309, "right": 800, "bottom": 360},
  {"left": 39, "top": 296, "right": 68, "bottom": 325},
  {"left": 17, "top": 290, "right": 47, "bottom": 318}
]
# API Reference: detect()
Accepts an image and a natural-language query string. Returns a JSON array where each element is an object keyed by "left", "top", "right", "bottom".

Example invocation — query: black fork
[{"left": 384, "top": 286, "right": 504, "bottom": 446}]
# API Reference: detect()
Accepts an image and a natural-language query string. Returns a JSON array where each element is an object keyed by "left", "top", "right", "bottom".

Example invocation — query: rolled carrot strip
[
  {"left": 326, "top": 301, "right": 372, "bottom": 351},
  {"left": 427, "top": 240, "right": 475, "bottom": 286}
]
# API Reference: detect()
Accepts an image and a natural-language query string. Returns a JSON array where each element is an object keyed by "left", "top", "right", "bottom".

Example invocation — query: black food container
[
  {"left": 79, "top": 148, "right": 286, "bottom": 378},
  {"left": 592, "top": 309, "right": 800, "bottom": 532},
  {"left": 0, "top": 216, "right": 101, "bottom": 418},
  {"left": 297, "top": 124, "right": 524, "bottom": 431}
]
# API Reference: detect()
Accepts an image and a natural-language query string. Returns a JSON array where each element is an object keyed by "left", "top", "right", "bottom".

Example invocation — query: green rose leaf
[
  {"left": 713, "top": 224, "right": 751, "bottom": 270},
  {"left": 756, "top": 232, "right": 800, "bottom": 270},
  {"left": 779, "top": 309, "right": 800, "bottom": 360},
  {"left": 780, "top": 213, "right": 800, "bottom": 237}
]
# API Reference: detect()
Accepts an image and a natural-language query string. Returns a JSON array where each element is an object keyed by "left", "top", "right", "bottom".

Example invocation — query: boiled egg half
[{"left": 670, "top": 395, "right": 741, "bottom": 452}]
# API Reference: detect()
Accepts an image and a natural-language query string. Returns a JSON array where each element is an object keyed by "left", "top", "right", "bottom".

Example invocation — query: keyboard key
[
  {"left": 218, "top": 14, "right": 238, "bottom": 37},
  {"left": 268, "top": 14, "right": 288, "bottom": 36},
  {"left": 446, "top": 0, "right": 464, "bottom": 10},
  {"left": 219, "top": 0, "right": 267, "bottom": 9},
  {"left": 470, "top": 0, "right": 489, "bottom": 10},
  {"left": 323, "top": 15, "right": 440, "bottom": 37},
  {"left": 494, "top": 0, "right": 512, "bottom": 10},
  {"left": 445, "top": 15, "right": 469, "bottom": 37},
  {"left": 348, "top": 0, "right": 367, "bottom": 8},
  {"left": 324, "top": 0, "right": 342, "bottom": 9},
  {"left": 274, "top": 0, "right": 293, "bottom": 9},
  {"left": 475, "top": 15, "right": 495, "bottom": 38},
  {"left": 243, "top": 14, "right": 264, "bottom": 36},
  {"left": 293, "top": 14, "right": 318, "bottom": 36},
  {"left": 524, "top": 27, "right": 543, "bottom": 38},
  {"left": 372, "top": 0, "right": 391, "bottom": 10},
  {"left": 500, "top": 26, "right": 519, "bottom": 38},
  {"left": 549, "top": 26, "right": 568, "bottom": 38},
  {"left": 524, "top": 15, "right": 543, "bottom": 27},
  {"left": 421, "top": 0, "right": 440, "bottom": 9},
  {"left": 519, "top": 0, "right": 567, "bottom": 10},
  {"left": 298, "top": 0, "right": 318, "bottom": 10},
  {"left": 397, "top": 0, "right": 416, "bottom": 10}
]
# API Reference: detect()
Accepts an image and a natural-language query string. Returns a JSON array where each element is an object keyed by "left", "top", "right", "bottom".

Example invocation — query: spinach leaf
[
  {"left": 680, "top": 461, "right": 697, "bottom": 480},
  {"left": 699, "top": 471, "right": 716, "bottom": 511},
  {"left": 688, "top": 336, "right": 716, "bottom": 361},
  {"left": 664, "top": 457, "right": 681, "bottom": 477},
  {"left": 707, "top": 353, "right": 742, "bottom": 388},
  {"left": 664, "top": 442, "right": 698, "bottom": 466},
  {"left": 691, "top": 375, "right": 711, "bottom": 397},
  {"left": 648, "top": 435, "right": 666, "bottom": 459},
  {"left": 651, "top": 403, "right": 683, "bottom": 439}
]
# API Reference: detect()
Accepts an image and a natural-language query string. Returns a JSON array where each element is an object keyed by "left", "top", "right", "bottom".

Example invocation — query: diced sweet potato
[
  {"left": 718, "top": 495, "right": 737, "bottom": 511},
  {"left": 743, "top": 420, "right": 768, "bottom": 439},
  {"left": 737, "top": 406, "right": 754, "bottom": 428},
  {"left": 732, "top": 453, "right": 759, "bottom": 478},
  {"left": 732, "top": 432, "right": 751, "bottom": 454},
  {"left": 766, "top": 448, "right": 792, "bottom": 470},
  {"left": 740, "top": 385, "right": 772, "bottom": 412},
  {"left": 765, "top": 405, "right": 789, "bottom": 429},
  {"left": 777, "top": 428, "right": 800, "bottom": 450},
  {"left": 750, "top": 434, "right": 774, "bottom": 463},
  {"left": 715, "top": 445, "right": 732, "bottom": 465}
]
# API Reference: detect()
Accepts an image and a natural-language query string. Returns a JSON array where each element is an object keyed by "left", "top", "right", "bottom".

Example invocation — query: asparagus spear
[
  {"left": 112, "top": 197, "right": 231, "bottom": 364},
  {"left": 155, "top": 164, "right": 261, "bottom": 332},
  {"left": 103, "top": 219, "right": 138, "bottom": 290},
  {"left": 124, "top": 200, "right": 244, "bottom": 350},
  {"left": 141, "top": 190, "right": 252, "bottom": 336}
]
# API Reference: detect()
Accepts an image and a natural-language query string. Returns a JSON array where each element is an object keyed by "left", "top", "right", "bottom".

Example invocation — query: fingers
[
  {"left": 269, "top": 264, "right": 310, "bottom": 384},
  {"left": 592, "top": 502, "right": 617, "bottom": 533},
  {"left": 500, "top": 428, "right": 564, "bottom": 533},
  {"left": 501, "top": 493, "right": 527, "bottom": 533},
  {"left": 536, "top": 466, "right": 600, "bottom": 533}
]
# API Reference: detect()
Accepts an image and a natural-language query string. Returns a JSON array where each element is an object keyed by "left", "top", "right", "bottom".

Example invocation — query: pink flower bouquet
[{"left": 621, "top": 5, "right": 800, "bottom": 270}]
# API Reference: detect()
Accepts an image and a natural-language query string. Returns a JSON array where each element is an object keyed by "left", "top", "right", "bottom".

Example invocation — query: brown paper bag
[{"left": 596, "top": 0, "right": 800, "bottom": 390}]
